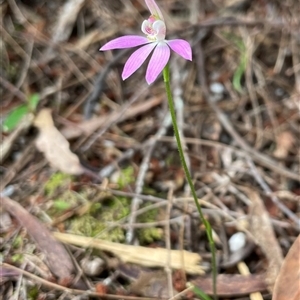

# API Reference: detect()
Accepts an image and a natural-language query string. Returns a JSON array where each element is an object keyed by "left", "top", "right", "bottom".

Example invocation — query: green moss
[
  {"left": 11, "top": 253, "right": 24, "bottom": 263},
  {"left": 69, "top": 214, "right": 124, "bottom": 242},
  {"left": 68, "top": 196, "right": 130, "bottom": 242},
  {"left": 89, "top": 202, "right": 102, "bottom": 214},
  {"left": 12, "top": 235, "right": 23, "bottom": 249},
  {"left": 70, "top": 215, "right": 98, "bottom": 237},
  {"left": 52, "top": 199, "right": 72, "bottom": 211},
  {"left": 47, "top": 190, "right": 81, "bottom": 217},
  {"left": 43, "top": 167, "right": 162, "bottom": 245},
  {"left": 117, "top": 165, "right": 135, "bottom": 188},
  {"left": 137, "top": 204, "right": 163, "bottom": 244},
  {"left": 137, "top": 227, "right": 163, "bottom": 244},
  {"left": 44, "top": 172, "right": 72, "bottom": 197},
  {"left": 102, "top": 196, "right": 130, "bottom": 220},
  {"left": 27, "top": 286, "right": 39, "bottom": 300}
]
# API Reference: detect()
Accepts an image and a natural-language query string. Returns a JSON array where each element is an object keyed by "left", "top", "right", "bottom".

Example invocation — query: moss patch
[
  {"left": 44, "top": 172, "right": 72, "bottom": 197},
  {"left": 68, "top": 195, "right": 130, "bottom": 242},
  {"left": 137, "top": 204, "right": 163, "bottom": 244}
]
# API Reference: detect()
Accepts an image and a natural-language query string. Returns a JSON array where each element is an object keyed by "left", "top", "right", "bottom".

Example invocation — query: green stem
[{"left": 163, "top": 64, "right": 217, "bottom": 300}]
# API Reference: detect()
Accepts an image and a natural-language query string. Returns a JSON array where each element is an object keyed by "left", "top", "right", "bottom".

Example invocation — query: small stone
[
  {"left": 81, "top": 257, "right": 105, "bottom": 276},
  {"left": 0, "top": 212, "right": 12, "bottom": 230},
  {"left": 275, "top": 88, "right": 284, "bottom": 97},
  {"left": 210, "top": 82, "right": 225, "bottom": 94},
  {"left": 228, "top": 232, "right": 246, "bottom": 252}
]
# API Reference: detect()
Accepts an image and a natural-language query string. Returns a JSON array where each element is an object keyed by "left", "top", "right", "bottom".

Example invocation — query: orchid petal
[
  {"left": 146, "top": 42, "right": 170, "bottom": 84},
  {"left": 122, "top": 42, "right": 157, "bottom": 80},
  {"left": 100, "top": 36, "right": 149, "bottom": 51},
  {"left": 145, "top": 0, "right": 164, "bottom": 21},
  {"left": 167, "top": 39, "right": 192, "bottom": 61}
]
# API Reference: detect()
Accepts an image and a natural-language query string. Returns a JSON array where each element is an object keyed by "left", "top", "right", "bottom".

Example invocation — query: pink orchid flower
[{"left": 99, "top": 0, "right": 192, "bottom": 84}]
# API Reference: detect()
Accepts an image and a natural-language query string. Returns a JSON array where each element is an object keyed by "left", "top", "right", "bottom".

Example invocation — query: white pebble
[
  {"left": 81, "top": 257, "right": 104, "bottom": 276},
  {"left": 228, "top": 232, "right": 246, "bottom": 252},
  {"left": 210, "top": 82, "right": 225, "bottom": 94}
]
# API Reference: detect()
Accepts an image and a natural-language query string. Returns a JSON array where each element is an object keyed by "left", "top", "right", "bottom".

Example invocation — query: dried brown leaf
[
  {"left": 273, "top": 235, "right": 300, "bottom": 300},
  {"left": 245, "top": 188, "right": 284, "bottom": 292},
  {"left": 1, "top": 196, "right": 75, "bottom": 283},
  {"left": 273, "top": 131, "right": 295, "bottom": 159},
  {"left": 34, "top": 109, "right": 84, "bottom": 175}
]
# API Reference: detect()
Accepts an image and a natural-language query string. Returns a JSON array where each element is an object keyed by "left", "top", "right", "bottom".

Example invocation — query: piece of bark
[{"left": 191, "top": 274, "right": 267, "bottom": 296}]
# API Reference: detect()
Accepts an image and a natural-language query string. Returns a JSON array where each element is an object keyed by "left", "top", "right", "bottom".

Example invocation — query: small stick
[
  {"left": 126, "top": 113, "right": 172, "bottom": 243},
  {"left": 83, "top": 49, "right": 131, "bottom": 119}
]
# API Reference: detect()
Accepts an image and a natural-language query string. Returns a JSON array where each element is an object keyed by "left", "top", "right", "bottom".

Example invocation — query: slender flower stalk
[
  {"left": 163, "top": 64, "right": 217, "bottom": 300},
  {"left": 100, "top": 1, "right": 217, "bottom": 299}
]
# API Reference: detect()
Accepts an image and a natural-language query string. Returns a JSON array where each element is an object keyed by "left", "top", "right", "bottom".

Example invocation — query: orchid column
[{"left": 100, "top": 0, "right": 217, "bottom": 298}]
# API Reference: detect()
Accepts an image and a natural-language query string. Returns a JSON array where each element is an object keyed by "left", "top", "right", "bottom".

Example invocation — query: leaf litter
[
  {"left": 34, "top": 108, "right": 84, "bottom": 175},
  {"left": 1, "top": 0, "right": 299, "bottom": 299}
]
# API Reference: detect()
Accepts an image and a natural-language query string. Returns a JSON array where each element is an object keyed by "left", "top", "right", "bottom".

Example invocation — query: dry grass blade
[{"left": 53, "top": 232, "right": 204, "bottom": 275}]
